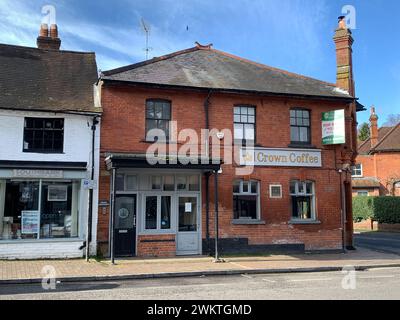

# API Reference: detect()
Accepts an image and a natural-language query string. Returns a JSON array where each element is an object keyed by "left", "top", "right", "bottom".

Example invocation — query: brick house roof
[
  {"left": 0, "top": 43, "right": 100, "bottom": 114},
  {"left": 102, "top": 44, "right": 356, "bottom": 101},
  {"left": 358, "top": 124, "right": 400, "bottom": 154}
]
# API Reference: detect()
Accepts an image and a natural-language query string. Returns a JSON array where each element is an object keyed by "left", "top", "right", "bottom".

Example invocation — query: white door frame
[{"left": 176, "top": 193, "right": 202, "bottom": 255}]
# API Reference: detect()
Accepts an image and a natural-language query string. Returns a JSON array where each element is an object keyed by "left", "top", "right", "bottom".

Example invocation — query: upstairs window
[
  {"left": 233, "top": 180, "right": 259, "bottom": 220},
  {"left": 234, "top": 106, "right": 255, "bottom": 145},
  {"left": 352, "top": 164, "right": 363, "bottom": 177},
  {"left": 290, "top": 180, "right": 316, "bottom": 220},
  {"left": 290, "top": 109, "right": 311, "bottom": 145},
  {"left": 146, "top": 99, "right": 171, "bottom": 142},
  {"left": 23, "top": 118, "right": 64, "bottom": 153}
]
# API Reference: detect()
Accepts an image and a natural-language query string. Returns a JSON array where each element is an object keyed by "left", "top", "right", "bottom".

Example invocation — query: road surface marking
[
  {"left": 359, "top": 275, "right": 395, "bottom": 279},
  {"left": 241, "top": 274, "right": 253, "bottom": 279},
  {"left": 262, "top": 279, "right": 276, "bottom": 283},
  {"left": 287, "top": 278, "right": 333, "bottom": 283},
  {"left": 229, "top": 262, "right": 253, "bottom": 270}
]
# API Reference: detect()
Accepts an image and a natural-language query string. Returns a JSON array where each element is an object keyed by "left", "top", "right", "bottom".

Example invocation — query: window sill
[
  {"left": 287, "top": 144, "right": 316, "bottom": 149},
  {"left": 232, "top": 219, "right": 266, "bottom": 225},
  {"left": 289, "top": 220, "right": 321, "bottom": 225}
]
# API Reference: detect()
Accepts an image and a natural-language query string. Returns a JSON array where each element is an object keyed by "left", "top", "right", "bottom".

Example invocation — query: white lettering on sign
[
  {"left": 240, "top": 148, "right": 322, "bottom": 168},
  {"left": 12, "top": 169, "right": 64, "bottom": 179}
]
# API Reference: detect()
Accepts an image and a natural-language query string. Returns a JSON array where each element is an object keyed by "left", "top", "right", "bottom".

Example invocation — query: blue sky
[{"left": 0, "top": 0, "right": 399, "bottom": 126}]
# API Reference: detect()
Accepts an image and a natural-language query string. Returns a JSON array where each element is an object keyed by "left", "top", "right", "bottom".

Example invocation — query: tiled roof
[
  {"left": 102, "top": 45, "right": 354, "bottom": 100},
  {"left": 0, "top": 44, "right": 100, "bottom": 113},
  {"left": 358, "top": 124, "right": 400, "bottom": 154}
]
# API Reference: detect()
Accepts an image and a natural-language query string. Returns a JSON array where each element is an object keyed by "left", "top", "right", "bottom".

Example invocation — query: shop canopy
[{"left": 105, "top": 153, "right": 222, "bottom": 172}]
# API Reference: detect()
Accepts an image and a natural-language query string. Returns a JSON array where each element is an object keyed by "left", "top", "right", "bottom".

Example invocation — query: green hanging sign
[{"left": 322, "top": 110, "right": 345, "bottom": 145}]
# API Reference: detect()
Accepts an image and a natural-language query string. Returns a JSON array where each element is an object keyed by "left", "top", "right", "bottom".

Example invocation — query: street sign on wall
[{"left": 322, "top": 110, "right": 346, "bottom": 145}]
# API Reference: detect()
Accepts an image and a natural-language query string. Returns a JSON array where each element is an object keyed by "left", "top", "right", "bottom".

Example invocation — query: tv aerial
[{"left": 140, "top": 18, "right": 153, "bottom": 60}]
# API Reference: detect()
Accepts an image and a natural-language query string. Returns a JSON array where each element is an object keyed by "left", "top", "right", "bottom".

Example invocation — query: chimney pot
[
  {"left": 50, "top": 24, "right": 59, "bottom": 39},
  {"left": 39, "top": 23, "right": 49, "bottom": 37}
]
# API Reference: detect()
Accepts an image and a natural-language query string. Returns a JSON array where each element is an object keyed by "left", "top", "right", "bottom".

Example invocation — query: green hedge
[{"left": 352, "top": 196, "right": 400, "bottom": 224}]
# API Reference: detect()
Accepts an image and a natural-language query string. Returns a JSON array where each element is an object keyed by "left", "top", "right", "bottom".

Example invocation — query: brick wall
[
  {"left": 98, "top": 85, "right": 354, "bottom": 254},
  {"left": 356, "top": 153, "right": 400, "bottom": 195},
  {"left": 137, "top": 234, "right": 176, "bottom": 258}
]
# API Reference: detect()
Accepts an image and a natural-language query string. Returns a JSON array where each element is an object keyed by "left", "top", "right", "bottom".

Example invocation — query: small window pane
[
  {"left": 298, "top": 182, "right": 305, "bottom": 194},
  {"left": 189, "top": 175, "right": 200, "bottom": 191},
  {"left": 233, "top": 180, "right": 240, "bottom": 193},
  {"left": 306, "top": 182, "right": 313, "bottom": 194},
  {"left": 240, "top": 115, "right": 248, "bottom": 123},
  {"left": 242, "top": 181, "right": 249, "bottom": 193},
  {"left": 248, "top": 116, "right": 255, "bottom": 123},
  {"left": 234, "top": 107, "right": 241, "bottom": 115},
  {"left": 299, "top": 127, "right": 309, "bottom": 142},
  {"left": 291, "top": 127, "right": 299, "bottom": 142},
  {"left": 116, "top": 174, "right": 125, "bottom": 191},
  {"left": 177, "top": 176, "right": 187, "bottom": 190},
  {"left": 248, "top": 108, "right": 255, "bottom": 115},
  {"left": 290, "top": 110, "right": 296, "bottom": 118},
  {"left": 245, "top": 124, "right": 255, "bottom": 140},
  {"left": 161, "top": 196, "right": 171, "bottom": 229},
  {"left": 126, "top": 175, "right": 137, "bottom": 191},
  {"left": 145, "top": 196, "right": 157, "bottom": 230},
  {"left": 164, "top": 175, "right": 175, "bottom": 191},
  {"left": 234, "top": 114, "right": 241, "bottom": 122},
  {"left": 151, "top": 176, "right": 162, "bottom": 190},
  {"left": 290, "top": 181, "right": 297, "bottom": 194},
  {"left": 302, "top": 110, "right": 310, "bottom": 118},
  {"left": 250, "top": 181, "right": 258, "bottom": 193},
  {"left": 234, "top": 123, "right": 244, "bottom": 140}
]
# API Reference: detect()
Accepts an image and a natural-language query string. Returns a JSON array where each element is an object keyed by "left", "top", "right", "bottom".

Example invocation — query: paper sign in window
[{"left": 185, "top": 202, "right": 192, "bottom": 213}]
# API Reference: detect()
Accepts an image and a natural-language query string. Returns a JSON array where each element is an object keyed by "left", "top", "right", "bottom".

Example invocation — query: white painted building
[{"left": 0, "top": 25, "right": 101, "bottom": 259}]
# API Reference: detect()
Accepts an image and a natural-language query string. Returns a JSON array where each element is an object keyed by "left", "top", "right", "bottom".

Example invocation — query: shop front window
[
  {"left": 233, "top": 180, "right": 260, "bottom": 220},
  {"left": 0, "top": 180, "right": 80, "bottom": 241},
  {"left": 290, "top": 180, "right": 316, "bottom": 220}
]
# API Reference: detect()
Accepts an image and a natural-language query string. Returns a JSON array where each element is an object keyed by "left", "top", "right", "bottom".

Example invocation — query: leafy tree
[
  {"left": 383, "top": 114, "right": 400, "bottom": 127},
  {"left": 358, "top": 122, "right": 370, "bottom": 142}
]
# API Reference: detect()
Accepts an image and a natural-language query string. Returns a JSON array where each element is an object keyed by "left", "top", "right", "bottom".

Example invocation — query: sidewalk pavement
[{"left": 1, "top": 247, "right": 399, "bottom": 284}]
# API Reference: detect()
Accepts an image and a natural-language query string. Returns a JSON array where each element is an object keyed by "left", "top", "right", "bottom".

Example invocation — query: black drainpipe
[
  {"left": 204, "top": 90, "right": 212, "bottom": 253},
  {"left": 85, "top": 116, "right": 100, "bottom": 261}
]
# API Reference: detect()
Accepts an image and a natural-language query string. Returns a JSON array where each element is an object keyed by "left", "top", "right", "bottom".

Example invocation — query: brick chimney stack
[
  {"left": 37, "top": 23, "right": 61, "bottom": 50},
  {"left": 333, "top": 16, "right": 354, "bottom": 96},
  {"left": 369, "top": 106, "right": 379, "bottom": 148}
]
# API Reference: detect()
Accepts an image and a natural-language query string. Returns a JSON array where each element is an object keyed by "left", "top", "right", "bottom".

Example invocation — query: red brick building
[
  {"left": 352, "top": 108, "right": 400, "bottom": 197},
  {"left": 96, "top": 17, "right": 362, "bottom": 258}
]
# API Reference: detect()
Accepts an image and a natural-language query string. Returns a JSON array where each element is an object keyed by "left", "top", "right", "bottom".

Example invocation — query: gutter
[
  {"left": 0, "top": 106, "right": 102, "bottom": 117},
  {"left": 101, "top": 79, "right": 357, "bottom": 103}
]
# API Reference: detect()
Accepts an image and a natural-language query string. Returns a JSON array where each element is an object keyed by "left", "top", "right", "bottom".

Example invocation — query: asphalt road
[
  {"left": 354, "top": 231, "right": 400, "bottom": 255},
  {"left": 1, "top": 267, "right": 400, "bottom": 300}
]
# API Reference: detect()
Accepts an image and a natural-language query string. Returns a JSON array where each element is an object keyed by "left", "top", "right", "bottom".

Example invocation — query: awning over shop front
[{"left": 105, "top": 153, "right": 222, "bottom": 172}]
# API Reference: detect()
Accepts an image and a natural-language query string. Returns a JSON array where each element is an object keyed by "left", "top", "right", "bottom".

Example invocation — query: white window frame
[
  {"left": 290, "top": 180, "right": 316, "bottom": 221},
  {"left": 233, "top": 106, "right": 256, "bottom": 143},
  {"left": 269, "top": 184, "right": 283, "bottom": 199},
  {"left": 142, "top": 193, "right": 174, "bottom": 233},
  {"left": 352, "top": 164, "right": 363, "bottom": 178},
  {"left": 233, "top": 180, "right": 260, "bottom": 220},
  {"left": 116, "top": 174, "right": 138, "bottom": 193},
  {"left": 357, "top": 190, "right": 369, "bottom": 197}
]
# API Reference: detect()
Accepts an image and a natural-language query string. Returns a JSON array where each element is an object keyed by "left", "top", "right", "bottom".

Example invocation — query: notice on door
[{"left": 185, "top": 202, "right": 192, "bottom": 213}]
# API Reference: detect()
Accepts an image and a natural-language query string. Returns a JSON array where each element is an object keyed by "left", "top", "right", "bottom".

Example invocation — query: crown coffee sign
[
  {"left": 322, "top": 110, "right": 346, "bottom": 145},
  {"left": 240, "top": 148, "right": 322, "bottom": 167}
]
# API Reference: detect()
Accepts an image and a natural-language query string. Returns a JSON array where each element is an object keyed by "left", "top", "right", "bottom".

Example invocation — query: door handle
[{"left": 133, "top": 216, "right": 136, "bottom": 227}]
